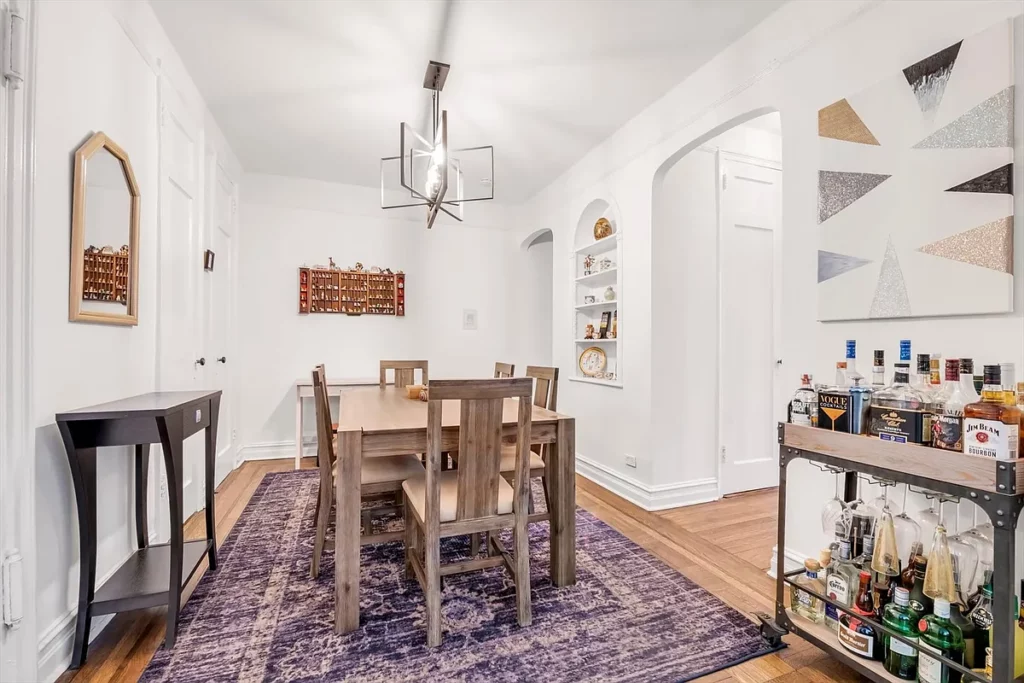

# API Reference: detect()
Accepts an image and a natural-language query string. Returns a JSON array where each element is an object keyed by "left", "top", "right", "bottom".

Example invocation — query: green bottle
[
  {"left": 918, "top": 598, "right": 965, "bottom": 683},
  {"left": 882, "top": 586, "right": 918, "bottom": 679}
]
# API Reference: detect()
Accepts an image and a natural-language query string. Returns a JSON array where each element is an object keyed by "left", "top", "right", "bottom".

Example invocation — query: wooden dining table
[{"left": 332, "top": 385, "right": 577, "bottom": 633}]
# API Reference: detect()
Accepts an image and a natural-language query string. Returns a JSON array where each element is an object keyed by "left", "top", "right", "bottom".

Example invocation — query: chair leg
[
  {"left": 403, "top": 499, "right": 416, "bottom": 580},
  {"left": 311, "top": 480, "right": 331, "bottom": 579},
  {"left": 469, "top": 533, "right": 481, "bottom": 556},
  {"left": 425, "top": 524, "right": 442, "bottom": 647},
  {"left": 513, "top": 515, "right": 532, "bottom": 627},
  {"left": 540, "top": 475, "right": 552, "bottom": 515}
]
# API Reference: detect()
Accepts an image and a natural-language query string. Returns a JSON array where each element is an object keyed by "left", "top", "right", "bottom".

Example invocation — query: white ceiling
[{"left": 151, "top": 0, "right": 784, "bottom": 202}]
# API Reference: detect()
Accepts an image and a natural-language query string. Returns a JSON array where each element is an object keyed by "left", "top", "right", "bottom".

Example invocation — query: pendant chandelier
[{"left": 380, "top": 61, "right": 494, "bottom": 229}]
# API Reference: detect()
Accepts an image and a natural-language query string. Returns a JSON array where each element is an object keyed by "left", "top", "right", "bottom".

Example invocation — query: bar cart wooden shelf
[{"left": 767, "top": 423, "right": 1024, "bottom": 683}]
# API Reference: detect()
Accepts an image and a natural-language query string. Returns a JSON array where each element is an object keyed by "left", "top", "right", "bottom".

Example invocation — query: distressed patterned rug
[{"left": 141, "top": 471, "right": 781, "bottom": 682}]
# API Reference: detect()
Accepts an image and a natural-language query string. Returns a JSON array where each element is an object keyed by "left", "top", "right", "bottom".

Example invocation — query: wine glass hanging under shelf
[{"left": 298, "top": 263, "right": 405, "bottom": 316}]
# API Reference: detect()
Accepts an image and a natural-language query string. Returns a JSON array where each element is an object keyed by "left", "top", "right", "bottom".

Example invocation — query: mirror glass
[{"left": 80, "top": 147, "right": 132, "bottom": 312}]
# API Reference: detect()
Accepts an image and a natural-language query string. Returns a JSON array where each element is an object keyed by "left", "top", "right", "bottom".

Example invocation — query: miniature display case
[{"left": 298, "top": 262, "right": 405, "bottom": 317}]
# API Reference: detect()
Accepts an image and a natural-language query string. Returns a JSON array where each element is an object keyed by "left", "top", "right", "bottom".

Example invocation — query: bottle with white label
[
  {"left": 883, "top": 586, "right": 918, "bottom": 679},
  {"left": 918, "top": 598, "right": 965, "bottom": 683},
  {"left": 825, "top": 539, "right": 858, "bottom": 632},
  {"left": 963, "top": 365, "right": 1021, "bottom": 460}
]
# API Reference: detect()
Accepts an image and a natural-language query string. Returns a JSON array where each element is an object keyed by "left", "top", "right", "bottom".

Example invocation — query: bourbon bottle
[{"left": 963, "top": 365, "right": 1021, "bottom": 460}]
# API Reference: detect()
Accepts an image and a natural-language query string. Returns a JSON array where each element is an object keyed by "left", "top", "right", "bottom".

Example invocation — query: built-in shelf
[
  {"left": 575, "top": 268, "right": 617, "bottom": 285},
  {"left": 568, "top": 376, "right": 623, "bottom": 388},
  {"left": 574, "top": 300, "right": 617, "bottom": 311},
  {"left": 574, "top": 233, "right": 617, "bottom": 254},
  {"left": 574, "top": 338, "right": 617, "bottom": 344}
]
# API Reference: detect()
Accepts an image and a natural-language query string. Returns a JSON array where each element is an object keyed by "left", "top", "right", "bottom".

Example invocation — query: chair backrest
[
  {"left": 379, "top": 360, "right": 429, "bottom": 389},
  {"left": 426, "top": 378, "right": 534, "bottom": 523},
  {"left": 525, "top": 365, "right": 559, "bottom": 411},
  {"left": 493, "top": 362, "right": 515, "bottom": 378},
  {"left": 312, "top": 365, "right": 336, "bottom": 481}
]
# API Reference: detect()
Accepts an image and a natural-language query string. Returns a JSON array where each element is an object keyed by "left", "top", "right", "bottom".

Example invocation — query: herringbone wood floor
[{"left": 59, "top": 459, "right": 857, "bottom": 683}]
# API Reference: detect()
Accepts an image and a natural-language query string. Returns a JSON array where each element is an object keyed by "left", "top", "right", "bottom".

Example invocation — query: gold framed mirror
[{"left": 69, "top": 131, "right": 140, "bottom": 325}]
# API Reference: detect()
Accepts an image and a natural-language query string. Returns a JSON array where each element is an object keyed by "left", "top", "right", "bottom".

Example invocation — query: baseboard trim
[
  {"left": 37, "top": 557, "right": 122, "bottom": 683},
  {"left": 575, "top": 454, "right": 719, "bottom": 511},
  {"left": 768, "top": 544, "right": 811, "bottom": 579},
  {"left": 238, "top": 440, "right": 307, "bottom": 462}
]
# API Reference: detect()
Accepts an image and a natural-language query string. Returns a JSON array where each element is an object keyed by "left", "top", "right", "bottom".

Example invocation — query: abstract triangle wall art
[
  {"left": 817, "top": 18, "right": 1013, "bottom": 321},
  {"left": 945, "top": 164, "right": 1012, "bottom": 194},
  {"left": 818, "top": 99, "right": 880, "bottom": 145},
  {"left": 902, "top": 41, "right": 962, "bottom": 114},
  {"left": 818, "top": 171, "right": 891, "bottom": 224},
  {"left": 918, "top": 217, "right": 1013, "bottom": 274}
]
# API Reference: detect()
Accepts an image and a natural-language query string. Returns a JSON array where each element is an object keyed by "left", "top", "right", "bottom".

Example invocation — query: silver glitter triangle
[
  {"left": 818, "top": 171, "right": 891, "bottom": 223},
  {"left": 869, "top": 237, "right": 911, "bottom": 318},
  {"left": 913, "top": 86, "right": 1014, "bottom": 149},
  {"left": 818, "top": 250, "right": 872, "bottom": 283}
]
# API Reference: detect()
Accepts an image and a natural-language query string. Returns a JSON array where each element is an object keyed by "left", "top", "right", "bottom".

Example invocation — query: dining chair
[
  {"left": 403, "top": 377, "right": 535, "bottom": 647},
  {"left": 310, "top": 366, "right": 425, "bottom": 579},
  {"left": 500, "top": 365, "right": 558, "bottom": 521},
  {"left": 379, "top": 360, "right": 429, "bottom": 389},
  {"left": 494, "top": 361, "right": 515, "bottom": 378}
]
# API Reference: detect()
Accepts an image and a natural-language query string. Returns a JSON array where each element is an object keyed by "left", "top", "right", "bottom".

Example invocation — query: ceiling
[{"left": 151, "top": 0, "right": 784, "bottom": 203}]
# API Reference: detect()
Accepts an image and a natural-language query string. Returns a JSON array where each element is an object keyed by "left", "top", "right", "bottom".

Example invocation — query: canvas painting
[{"left": 817, "top": 18, "right": 1015, "bottom": 321}]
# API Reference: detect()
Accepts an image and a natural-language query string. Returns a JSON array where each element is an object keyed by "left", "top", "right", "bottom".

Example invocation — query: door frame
[
  {"left": 715, "top": 149, "right": 783, "bottom": 497},
  {"left": 0, "top": 0, "right": 37, "bottom": 678},
  {"left": 203, "top": 149, "right": 239, "bottom": 484}
]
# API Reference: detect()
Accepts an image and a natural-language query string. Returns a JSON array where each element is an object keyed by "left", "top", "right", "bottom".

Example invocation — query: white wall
[
  {"left": 237, "top": 174, "right": 548, "bottom": 456},
  {"left": 518, "top": 0, "right": 1024, "bottom": 560},
  {"left": 29, "top": 2, "right": 241, "bottom": 680}
]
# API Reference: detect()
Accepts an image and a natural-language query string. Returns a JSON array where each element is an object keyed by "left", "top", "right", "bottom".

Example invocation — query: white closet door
[{"left": 718, "top": 154, "right": 782, "bottom": 496}]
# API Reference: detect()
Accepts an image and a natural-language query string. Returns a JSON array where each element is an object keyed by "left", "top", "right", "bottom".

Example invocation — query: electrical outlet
[
  {"left": 232, "top": 429, "right": 237, "bottom": 442},
  {"left": 625, "top": 454, "right": 637, "bottom": 468}
]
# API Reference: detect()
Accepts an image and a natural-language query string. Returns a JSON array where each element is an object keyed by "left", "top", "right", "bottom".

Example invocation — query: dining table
[{"left": 332, "top": 385, "right": 577, "bottom": 633}]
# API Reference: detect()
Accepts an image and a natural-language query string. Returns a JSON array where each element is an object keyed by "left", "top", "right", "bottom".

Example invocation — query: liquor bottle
[
  {"left": 910, "top": 555, "right": 934, "bottom": 617},
  {"left": 918, "top": 598, "right": 965, "bottom": 683},
  {"left": 791, "top": 559, "right": 825, "bottom": 623},
  {"left": 835, "top": 360, "right": 849, "bottom": 388},
  {"left": 934, "top": 359, "right": 968, "bottom": 451},
  {"left": 870, "top": 363, "right": 931, "bottom": 444},
  {"left": 788, "top": 374, "right": 817, "bottom": 426},
  {"left": 1001, "top": 362, "right": 1017, "bottom": 406},
  {"left": 901, "top": 543, "right": 923, "bottom": 591},
  {"left": 963, "top": 365, "right": 1021, "bottom": 460},
  {"left": 872, "top": 350, "right": 886, "bottom": 387},
  {"left": 1017, "top": 381, "right": 1024, "bottom": 410},
  {"left": 950, "top": 599, "right": 977, "bottom": 670},
  {"left": 838, "top": 570, "right": 884, "bottom": 660},
  {"left": 883, "top": 586, "right": 919, "bottom": 679},
  {"left": 846, "top": 340, "right": 858, "bottom": 376},
  {"left": 899, "top": 339, "right": 912, "bottom": 364},
  {"left": 969, "top": 582, "right": 993, "bottom": 668},
  {"left": 959, "top": 358, "right": 980, "bottom": 403},
  {"left": 930, "top": 353, "right": 944, "bottom": 389},
  {"left": 825, "top": 539, "right": 859, "bottom": 631},
  {"left": 913, "top": 354, "right": 934, "bottom": 395}
]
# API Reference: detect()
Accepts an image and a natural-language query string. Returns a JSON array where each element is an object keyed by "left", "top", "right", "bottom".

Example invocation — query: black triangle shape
[
  {"left": 945, "top": 164, "right": 1013, "bottom": 194},
  {"left": 903, "top": 41, "right": 962, "bottom": 112}
]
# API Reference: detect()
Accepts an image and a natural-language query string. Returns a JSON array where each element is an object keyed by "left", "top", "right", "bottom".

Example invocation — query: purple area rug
[{"left": 141, "top": 471, "right": 781, "bottom": 682}]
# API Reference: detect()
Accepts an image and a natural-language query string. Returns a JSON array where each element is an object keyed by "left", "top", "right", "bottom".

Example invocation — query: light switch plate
[
  {"left": 195, "top": 409, "right": 202, "bottom": 423},
  {"left": 462, "top": 309, "right": 478, "bottom": 330}
]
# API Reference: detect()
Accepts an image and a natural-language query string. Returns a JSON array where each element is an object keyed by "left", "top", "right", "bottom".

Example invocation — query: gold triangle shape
[
  {"left": 821, "top": 407, "right": 847, "bottom": 426},
  {"left": 818, "top": 99, "right": 880, "bottom": 145},
  {"left": 918, "top": 216, "right": 1013, "bottom": 273}
]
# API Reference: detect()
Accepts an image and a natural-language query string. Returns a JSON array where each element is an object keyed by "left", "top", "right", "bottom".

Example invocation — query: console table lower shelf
[{"left": 92, "top": 540, "right": 212, "bottom": 615}]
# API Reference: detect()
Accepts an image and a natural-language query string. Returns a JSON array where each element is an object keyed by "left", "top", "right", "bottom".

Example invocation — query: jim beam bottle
[
  {"left": 869, "top": 362, "right": 931, "bottom": 444},
  {"left": 963, "top": 365, "right": 1021, "bottom": 460}
]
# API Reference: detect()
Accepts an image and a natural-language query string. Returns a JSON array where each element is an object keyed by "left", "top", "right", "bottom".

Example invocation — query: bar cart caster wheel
[{"left": 756, "top": 613, "right": 787, "bottom": 648}]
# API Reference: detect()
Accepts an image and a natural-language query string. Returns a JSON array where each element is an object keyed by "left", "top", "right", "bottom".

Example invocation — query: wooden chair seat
[
  {"left": 499, "top": 444, "right": 544, "bottom": 473},
  {"left": 403, "top": 471, "right": 514, "bottom": 523},
  {"left": 331, "top": 451, "right": 424, "bottom": 486}
]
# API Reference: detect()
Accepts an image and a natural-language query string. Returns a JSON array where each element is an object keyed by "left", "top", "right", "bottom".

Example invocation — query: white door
[
  {"left": 157, "top": 77, "right": 205, "bottom": 525},
  {"left": 205, "top": 159, "right": 236, "bottom": 485},
  {"left": 718, "top": 154, "right": 782, "bottom": 495}
]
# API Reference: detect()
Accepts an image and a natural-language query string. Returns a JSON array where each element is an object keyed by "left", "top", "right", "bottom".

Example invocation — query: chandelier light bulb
[{"left": 431, "top": 144, "right": 445, "bottom": 165}]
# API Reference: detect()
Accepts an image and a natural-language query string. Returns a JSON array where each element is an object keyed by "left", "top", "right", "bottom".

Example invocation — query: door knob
[
  {"left": 217, "top": 356, "right": 227, "bottom": 363},
  {"left": 196, "top": 357, "right": 206, "bottom": 366}
]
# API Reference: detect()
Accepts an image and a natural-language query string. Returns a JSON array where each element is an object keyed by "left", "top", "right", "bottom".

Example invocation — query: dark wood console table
[{"left": 56, "top": 390, "right": 222, "bottom": 668}]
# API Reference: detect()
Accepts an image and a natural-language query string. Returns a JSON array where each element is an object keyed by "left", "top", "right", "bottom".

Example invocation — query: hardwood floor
[{"left": 59, "top": 460, "right": 856, "bottom": 683}]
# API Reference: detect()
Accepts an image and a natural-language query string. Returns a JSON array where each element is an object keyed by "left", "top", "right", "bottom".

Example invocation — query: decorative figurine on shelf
[
  {"left": 328, "top": 257, "right": 337, "bottom": 269},
  {"left": 584, "top": 295, "right": 596, "bottom": 304},
  {"left": 384, "top": 268, "right": 393, "bottom": 275},
  {"left": 583, "top": 254, "right": 595, "bottom": 275},
  {"left": 599, "top": 257, "right": 614, "bottom": 272},
  {"left": 352, "top": 262, "right": 364, "bottom": 272},
  {"left": 370, "top": 266, "right": 381, "bottom": 273},
  {"left": 584, "top": 323, "right": 596, "bottom": 340},
  {"left": 604, "top": 286, "right": 616, "bottom": 301},
  {"left": 594, "top": 217, "right": 613, "bottom": 240}
]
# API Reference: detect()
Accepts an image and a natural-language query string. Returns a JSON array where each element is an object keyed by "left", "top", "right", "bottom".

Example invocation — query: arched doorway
[{"left": 650, "top": 110, "right": 783, "bottom": 497}]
